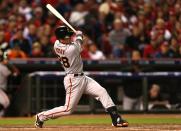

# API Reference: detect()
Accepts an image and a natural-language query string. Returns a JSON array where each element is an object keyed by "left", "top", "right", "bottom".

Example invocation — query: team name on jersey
[{"left": 55, "top": 48, "right": 65, "bottom": 55}]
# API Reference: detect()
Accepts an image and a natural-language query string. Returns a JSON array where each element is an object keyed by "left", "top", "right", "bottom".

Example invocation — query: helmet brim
[{"left": 56, "top": 31, "right": 74, "bottom": 39}]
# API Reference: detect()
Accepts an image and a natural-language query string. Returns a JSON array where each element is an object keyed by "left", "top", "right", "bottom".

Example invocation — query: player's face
[{"left": 60, "top": 37, "right": 71, "bottom": 44}]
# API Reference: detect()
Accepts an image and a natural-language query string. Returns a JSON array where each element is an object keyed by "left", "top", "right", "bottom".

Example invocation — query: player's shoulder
[
  {"left": 54, "top": 40, "right": 64, "bottom": 47},
  {"left": 54, "top": 40, "right": 67, "bottom": 50}
]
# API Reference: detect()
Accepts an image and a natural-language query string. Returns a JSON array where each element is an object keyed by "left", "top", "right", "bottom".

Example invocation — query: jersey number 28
[{"left": 59, "top": 57, "right": 70, "bottom": 68}]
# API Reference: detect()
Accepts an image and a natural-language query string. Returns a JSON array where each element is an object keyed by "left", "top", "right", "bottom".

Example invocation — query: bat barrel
[{"left": 46, "top": 4, "right": 76, "bottom": 33}]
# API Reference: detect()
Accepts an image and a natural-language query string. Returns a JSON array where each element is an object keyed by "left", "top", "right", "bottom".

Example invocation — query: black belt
[
  {"left": 74, "top": 73, "right": 84, "bottom": 77},
  {"left": 66, "top": 73, "right": 84, "bottom": 77}
]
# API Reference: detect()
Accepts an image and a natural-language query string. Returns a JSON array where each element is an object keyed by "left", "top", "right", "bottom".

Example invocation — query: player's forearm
[{"left": 76, "top": 39, "right": 83, "bottom": 45}]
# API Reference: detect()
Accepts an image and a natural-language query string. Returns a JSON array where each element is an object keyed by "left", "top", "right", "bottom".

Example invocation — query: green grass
[{"left": 0, "top": 115, "right": 181, "bottom": 126}]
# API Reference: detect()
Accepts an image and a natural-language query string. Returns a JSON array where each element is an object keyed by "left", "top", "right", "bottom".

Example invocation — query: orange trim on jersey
[
  {"left": 66, "top": 78, "right": 72, "bottom": 111},
  {"left": 44, "top": 78, "right": 72, "bottom": 117}
]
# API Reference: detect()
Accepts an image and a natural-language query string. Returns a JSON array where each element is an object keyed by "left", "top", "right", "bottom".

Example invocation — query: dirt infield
[
  {"left": 0, "top": 125, "right": 181, "bottom": 131},
  {"left": 0, "top": 114, "right": 181, "bottom": 131}
]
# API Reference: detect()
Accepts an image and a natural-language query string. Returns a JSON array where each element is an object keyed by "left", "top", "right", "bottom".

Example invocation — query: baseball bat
[{"left": 46, "top": 4, "right": 77, "bottom": 33}]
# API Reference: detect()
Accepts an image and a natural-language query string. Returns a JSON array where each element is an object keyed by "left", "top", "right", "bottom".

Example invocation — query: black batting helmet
[{"left": 55, "top": 26, "right": 74, "bottom": 39}]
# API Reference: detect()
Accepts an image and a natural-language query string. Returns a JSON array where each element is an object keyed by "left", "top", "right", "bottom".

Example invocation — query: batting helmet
[{"left": 55, "top": 26, "right": 74, "bottom": 39}]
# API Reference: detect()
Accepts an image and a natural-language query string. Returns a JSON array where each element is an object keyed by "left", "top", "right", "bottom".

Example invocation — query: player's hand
[
  {"left": 75, "top": 31, "right": 83, "bottom": 44},
  {"left": 76, "top": 31, "right": 83, "bottom": 36}
]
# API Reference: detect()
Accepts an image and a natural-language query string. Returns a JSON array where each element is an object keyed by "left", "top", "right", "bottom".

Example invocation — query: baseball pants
[
  {"left": 38, "top": 74, "right": 115, "bottom": 121},
  {"left": 0, "top": 89, "right": 10, "bottom": 109}
]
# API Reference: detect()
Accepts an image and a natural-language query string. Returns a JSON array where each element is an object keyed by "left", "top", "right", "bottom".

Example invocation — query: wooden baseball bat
[{"left": 46, "top": 4, "right": 76, "bottom": 33}]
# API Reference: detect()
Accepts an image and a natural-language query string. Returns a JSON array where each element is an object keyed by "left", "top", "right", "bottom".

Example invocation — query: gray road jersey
[
  {"left": 0, "top": 63, "right": 11, "bottom": 90},
  {"left": 54, "top": 40, "right": 83, "bottom": 74}
]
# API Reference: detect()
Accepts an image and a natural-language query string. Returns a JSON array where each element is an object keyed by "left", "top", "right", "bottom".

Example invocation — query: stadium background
[{"left": 0, "top": 0, "right": 181, "bottom": 118}]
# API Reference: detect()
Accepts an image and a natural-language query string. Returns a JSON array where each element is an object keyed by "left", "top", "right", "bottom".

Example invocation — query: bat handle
[{"left": 68, "top": 25, "right": 76, "bottom": 33}]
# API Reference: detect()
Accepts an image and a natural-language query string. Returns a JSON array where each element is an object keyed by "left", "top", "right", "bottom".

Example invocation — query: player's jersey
[{"left": 54, "top": 40, "right": 83, "bottom": 74}]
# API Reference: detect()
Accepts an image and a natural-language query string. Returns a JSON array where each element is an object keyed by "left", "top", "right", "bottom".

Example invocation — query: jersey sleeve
[
  {"left": 74, "top": 41, "right": 82, "bottom": 53},
  {"left": 54, "top": 40, "right": 60, "bottom": 56},
  {"left": 74, "top": 31, "right": 83, "bottom": 52}
]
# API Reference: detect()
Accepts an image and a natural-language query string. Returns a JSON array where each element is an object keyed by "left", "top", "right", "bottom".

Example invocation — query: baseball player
[
  {"left": 0, "top": 51, "right": 10, "bottom": 116},
  {"left": 35, "top": 26, "right": 128, "bottom": 128},
  {"left": 0, "top": 50, "right": 19, "bottom": 116}
]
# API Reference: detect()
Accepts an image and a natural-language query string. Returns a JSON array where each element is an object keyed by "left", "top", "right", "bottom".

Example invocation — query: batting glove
[
  {"left": 76, "top": 31, "right": 83, "bottom": 41},
  {"left": 76, "top": 31, "right": 83, "bottom": 36}
]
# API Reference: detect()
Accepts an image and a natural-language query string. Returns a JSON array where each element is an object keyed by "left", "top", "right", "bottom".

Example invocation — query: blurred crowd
[{"left": 0, "top": 0, "right": 181, "bottom": 60}]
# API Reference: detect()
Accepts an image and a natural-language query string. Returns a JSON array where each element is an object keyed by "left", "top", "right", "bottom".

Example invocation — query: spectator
[
  {"left": 108, "top": 18, "right": 130, "bottom": 58},
  {"left": 81, "top": 43, "right": 90, "bottom": 60},
  {"left": 167, "top": 10, "right": 177, "bottom": 32},
  {"left": 7, "top": 42, "right": 27, "bottom": 59},
  {"left": 69, "top": 3, "right": 88, "bottom": 28},
  {"left": 56, "top": 0, "right": 71, "bottom": 19},
  {"left": 16, "top": 14, "right": 26, "bottom": 28},
  {"left": 6, "top": 15, "right": 17, "bottom": 42},
  {"left": 88, "top": 43, "right": 106, "bottom": 60},
  {"left": 83, "top": 1, "right": 100, "bottom": 42},
  {"left": 18, "top": 0, "right": 32, "bottom": 21},
  {"left": 0, "top": 50, "right": 19, "bottom": 116},
  {"left": 151, "top": 18, "right": 171, "bottom": 41},
  {"left": 0, "top": 19, "right": 6, "bottom": 33},
  {"left": 98, "top": 33, "right": 112, "bottom": 58},
  {"left": 43, "top": 24, "right": 52, "bottom": 37},
  {"left": 126, "top": 26, "right": 141, "bottom": 52},
  {"left": 31, "top": 42, "right": 43, "bottom": 58},
  {"left": 147, "top": 84, "right": 171, "bottom": 110},
  {"left": 114, "top": 3, "right": 127, "bottom": 24},
  {"left": 155, "top": 41, "right": 173, "bottom": 58},
  {"left": 46, "top": 12, "right": 58, "bottom": 28},
  {"left": 122, "top": 50, "right": 142, "bottom": 110},
  {"left": 25, "top": 23, "right": 38, "bottom": 45},
  {"left": 80, "top": 35, "right": 92, "bottom": 59},
  {"left": 169, "top": 37, "right": 179, "bottom": 58},
  {"left": 36, "top": 26, "right": 44, "bottom": 40},
  {"left": 178, "top": 33, "right": 181, "bottom": 45},
  {"left": 99, "top": 0, "right": 118, "bottom": 28},
  {"left": 174, "top": 21, "right": 181, "bottom": 38},
  {"left": 99, "top": 0, "right": 117, "bottom": 15},
  {"left": 39, "top": 36, "right": 53, "bottom": 57},
  {"left": 32, "top": 6, "right": 44, "bottom": 27},
  {"left": 0, "top": 0, "right": 180, "bottom": 59},
  {"left": 143, "top": 37, "right": 161, "bottom": 58},
  {"left": 10, "top": 26, "right": 31, "bottom": 56},
  {"left": 178, "top": 45, "right": 181, "bottom": 58},
  {"left": 132, "top": 50, "right": 142, "bottom": 61}
]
